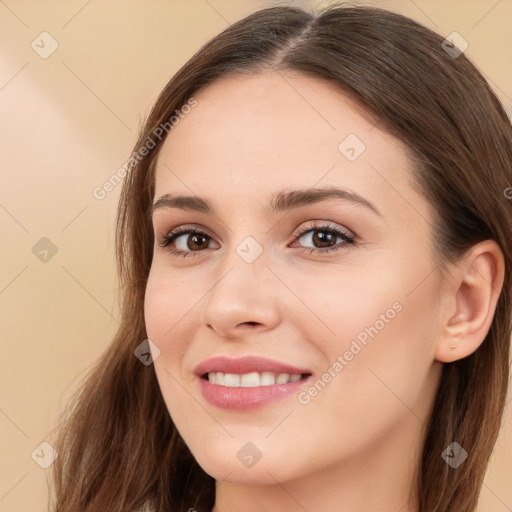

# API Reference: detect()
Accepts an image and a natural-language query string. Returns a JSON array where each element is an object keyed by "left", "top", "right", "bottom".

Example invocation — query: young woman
[{"left": 50, "top": 3, "right": 512, "bottom": 512}]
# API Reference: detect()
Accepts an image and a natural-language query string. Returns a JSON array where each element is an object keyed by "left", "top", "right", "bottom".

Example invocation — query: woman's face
[{"left": 144, "top": 71, "right": 445, "bottom": 487}]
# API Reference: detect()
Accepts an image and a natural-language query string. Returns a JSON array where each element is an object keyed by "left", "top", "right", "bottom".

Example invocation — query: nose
[{"left": 200, "top": 246, "right": 282, "bottom": 340}]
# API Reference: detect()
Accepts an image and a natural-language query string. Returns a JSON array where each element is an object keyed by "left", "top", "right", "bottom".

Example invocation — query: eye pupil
[
  {"left": 313, "top": 230, "right": 336, "bottom": 248},
  {"left": 189, "top": 234, "right": 209, "bottom": 250}
]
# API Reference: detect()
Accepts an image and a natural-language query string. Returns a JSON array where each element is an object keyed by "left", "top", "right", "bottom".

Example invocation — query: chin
[{"left": 194, "top": 448, "right": 305, "bottom": 485}]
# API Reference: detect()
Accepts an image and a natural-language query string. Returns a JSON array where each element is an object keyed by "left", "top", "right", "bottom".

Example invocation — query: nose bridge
[
  {"left": 200, "top": 234, "right": 280, "bottom": 335},
  {"left": 216, "top": 232, "right": 270, "bottom": 287}
]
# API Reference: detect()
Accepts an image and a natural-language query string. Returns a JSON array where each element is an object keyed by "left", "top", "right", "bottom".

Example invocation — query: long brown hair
[{"left": 49, "top": 4, "right": 512, "bottom": 511}]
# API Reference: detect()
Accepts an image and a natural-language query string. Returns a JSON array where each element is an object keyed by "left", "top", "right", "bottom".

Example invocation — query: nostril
[{"left": 237, "top": 321, "right": 259, "bottom": 327}]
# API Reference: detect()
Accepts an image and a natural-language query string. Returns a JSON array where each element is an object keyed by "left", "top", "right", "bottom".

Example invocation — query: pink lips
[{"left": 194, "top": 355, "right": 313, "bottom": 411}]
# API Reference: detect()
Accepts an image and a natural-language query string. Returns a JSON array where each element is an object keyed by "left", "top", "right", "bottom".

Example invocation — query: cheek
[
  {"left": 144, "top": 269, "right": 199, "bottom": 426},
  {"left": 336, "top": 271, "right": 439, "bottom": 419},
  {"left": 144, "top": 275, "right": 169, "bottom": 346},
  {"left": 288, "top": 251, "right": 439, "bottom": 407},
  {"left": 143, "top": 267, "right": 199, "bottom": 365},
  {"left": 283, "top": 260, "right": 402, "bottom": 350}
]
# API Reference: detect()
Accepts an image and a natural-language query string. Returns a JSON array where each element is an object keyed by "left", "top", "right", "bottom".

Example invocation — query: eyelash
[{"left": 157, "top": 221, "right": 356, "bottom": 259}]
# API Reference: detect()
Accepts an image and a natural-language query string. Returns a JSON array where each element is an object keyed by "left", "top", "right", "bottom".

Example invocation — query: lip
[
  {"left": 194, "top": 355, "right": 313, "bottom": 411},
  {"left": 193, "top": 355, "right": 312, "bottom": 377}
]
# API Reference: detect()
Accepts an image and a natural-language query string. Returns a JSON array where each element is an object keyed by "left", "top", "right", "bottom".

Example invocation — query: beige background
[{"left": 1, "top": 1, "right": 511, "bottom": 510}]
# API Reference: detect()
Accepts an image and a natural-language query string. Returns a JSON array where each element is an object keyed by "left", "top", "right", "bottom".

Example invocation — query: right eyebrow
[{"left": 152, "top": 194, "right": 214, "bottom": 215}]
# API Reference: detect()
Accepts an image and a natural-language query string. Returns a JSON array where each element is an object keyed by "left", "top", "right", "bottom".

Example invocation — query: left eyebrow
[
  {"left": 152, "top": 186, "right": 383, "bottom": 219},
  {"left": 268, "top": 186, "right": 383, "bottom": 218}
]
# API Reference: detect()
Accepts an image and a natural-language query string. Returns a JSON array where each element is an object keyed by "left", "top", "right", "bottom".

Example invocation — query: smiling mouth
[{"left": 201, "top": 371, "right": 312, "bottom": 387}]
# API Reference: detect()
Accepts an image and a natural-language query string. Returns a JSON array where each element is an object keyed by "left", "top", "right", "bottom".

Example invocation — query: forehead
[{"left": 153, "top": 71, "right": 424, "bottom": 222}]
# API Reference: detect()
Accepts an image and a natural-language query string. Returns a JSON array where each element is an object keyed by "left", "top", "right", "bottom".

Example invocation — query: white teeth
[
  {"left": 224, "top": 373, "right": 240, "bottom": 387},
  {"left": 206, "top": 371, "right": 304, "bottom": 386},
  {"left": 260, "top": 371, "right": 276, "bottom": 386},
  {"left": 240, "top": 372, "right": 260, "bottom": 387},
  {"left": 275, "top": 373, "right": 290, "bottom": 384}
]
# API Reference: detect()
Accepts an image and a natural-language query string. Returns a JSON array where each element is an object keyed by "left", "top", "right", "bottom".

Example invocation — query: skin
[{"left": 143, "top": 71, "right": 504, "bottom": 512}]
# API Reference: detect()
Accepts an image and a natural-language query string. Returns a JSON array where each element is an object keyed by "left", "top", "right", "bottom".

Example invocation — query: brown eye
[
  {"left": 300, "top": 229, "right": 339, "bottom": 248},
  {"left": 175, "top": 232, "right": 211, "bottom": 251},
  {"left": 158, "top": 227, "right": 216, "bottom": 258},
  {"left": 292, "top": 222, "right": 356, "bottom": 254}
]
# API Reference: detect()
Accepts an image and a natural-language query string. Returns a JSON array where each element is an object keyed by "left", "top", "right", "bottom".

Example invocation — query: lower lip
[{"left": 197, "top": 375, "right": 313, "bottom": 411}]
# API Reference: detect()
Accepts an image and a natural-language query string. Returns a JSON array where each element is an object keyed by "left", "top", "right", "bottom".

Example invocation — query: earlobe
[{"left": 435, "top": 240, "right": 505, "bottom": 363}]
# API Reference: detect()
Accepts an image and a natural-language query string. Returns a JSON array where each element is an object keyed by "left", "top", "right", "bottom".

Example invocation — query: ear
[{"left": 435, "top": 239, "right": 505, "bottom": 363}]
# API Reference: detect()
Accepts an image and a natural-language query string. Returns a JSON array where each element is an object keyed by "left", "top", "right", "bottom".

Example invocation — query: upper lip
[{"left": 194, "top": 355, "right": 312, "bottom": 377}]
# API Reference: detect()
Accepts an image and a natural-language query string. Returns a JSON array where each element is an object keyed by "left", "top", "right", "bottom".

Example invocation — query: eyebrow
[{"left": 152, "top": 186, "right": 383, "bottom": 218}]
